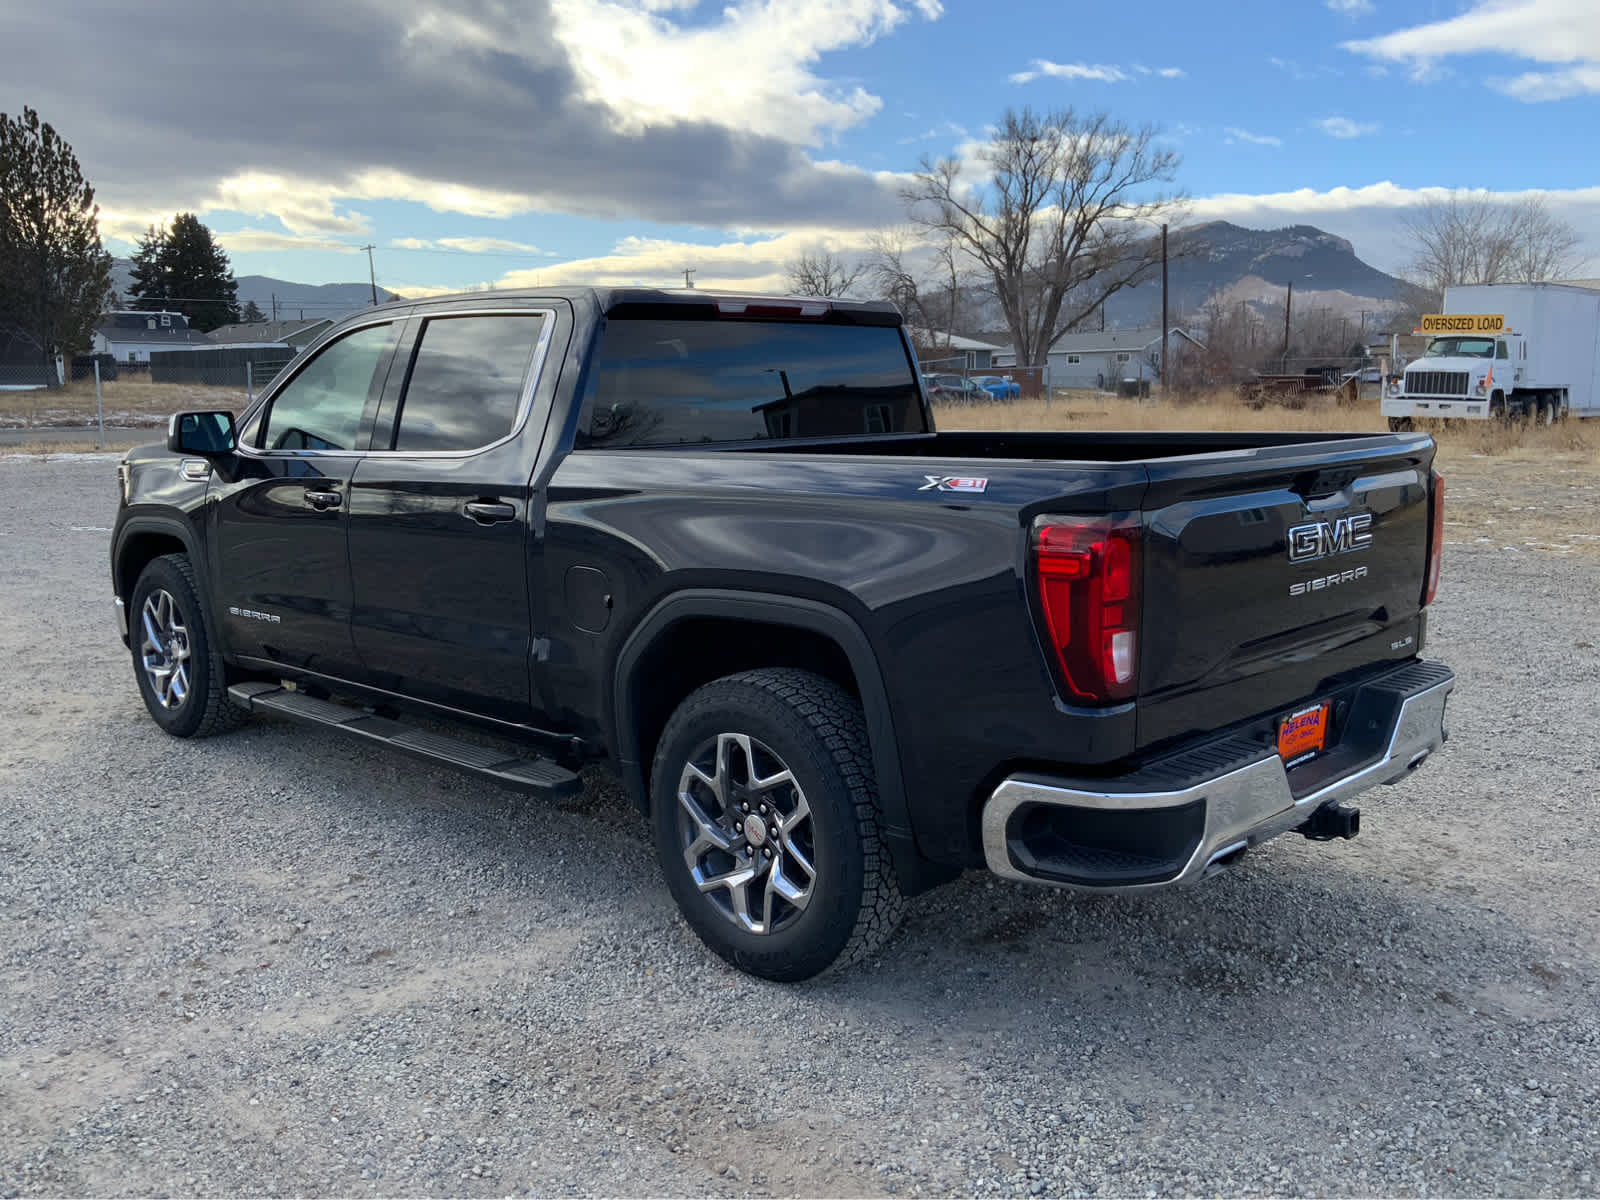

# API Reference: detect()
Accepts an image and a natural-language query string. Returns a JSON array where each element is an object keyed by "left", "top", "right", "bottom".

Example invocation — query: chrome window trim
[
  {"left": 373, "top": 307, "right": 558, "bottom": 460},
  {"left": 236, "top": 313, "right": 405, "bottom": 461},
  {"left": 236, "top": 305, "right": 558, "bottom": 462}
]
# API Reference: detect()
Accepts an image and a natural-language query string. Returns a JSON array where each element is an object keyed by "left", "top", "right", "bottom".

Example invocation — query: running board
[{"left": 227, "top": 682, "right": 582, "bottom": 799}]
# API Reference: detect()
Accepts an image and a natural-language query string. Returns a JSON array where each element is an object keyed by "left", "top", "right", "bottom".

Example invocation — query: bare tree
[
  {"left": 863, "top": 226, "right": 971, "bottom": 350},
  {"left": 1504, "top": 196, "right": 1586, "bottom": 282},
  {"left": 1403, "top": 191, "right": 1587, "bottom": 299},
  {"left": 901, "top": 107, "right": 1181, "bottom": 367},
  {"left": 784, "top": 249, "right": 865, "bottom": 298}
]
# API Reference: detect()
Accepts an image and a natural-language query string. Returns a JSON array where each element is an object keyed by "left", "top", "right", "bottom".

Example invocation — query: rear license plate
[{"left": 1278, "top": 702, "right": 1330, "bottom": 766}]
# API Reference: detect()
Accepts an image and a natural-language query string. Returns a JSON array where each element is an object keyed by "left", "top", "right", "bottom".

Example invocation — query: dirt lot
[{"left": 1, "top": 442, "right": 1598, "bottom": 1197}]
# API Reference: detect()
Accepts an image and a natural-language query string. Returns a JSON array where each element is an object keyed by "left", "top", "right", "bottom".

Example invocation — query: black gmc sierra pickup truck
[{"left": 111, "top": 287, "right": 1454, "bottom": 980}]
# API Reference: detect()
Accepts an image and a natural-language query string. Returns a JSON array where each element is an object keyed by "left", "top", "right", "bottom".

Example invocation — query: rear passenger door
[{"left": 345, "top": 306, "right": 559, "bottom": 724}]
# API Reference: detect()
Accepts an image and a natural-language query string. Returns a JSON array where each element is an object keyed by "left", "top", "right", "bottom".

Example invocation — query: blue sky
[{"left": 4, "top": 0, "right": 1598, "bottom": 301}]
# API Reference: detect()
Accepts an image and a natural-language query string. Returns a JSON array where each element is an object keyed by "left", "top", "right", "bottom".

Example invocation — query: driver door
[{"left": 208, "top": 319, "right": 404, "bottom": 679}]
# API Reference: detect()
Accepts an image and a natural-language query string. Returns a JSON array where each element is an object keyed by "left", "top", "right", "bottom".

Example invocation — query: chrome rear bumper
[{"left": 981, "top": 661, "right": 1454, "bottom": 891}]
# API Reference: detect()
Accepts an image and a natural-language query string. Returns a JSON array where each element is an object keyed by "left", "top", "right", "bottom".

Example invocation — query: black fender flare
[
  {"left": 611, "top": 589, "right": 951, "bottom": 892},
  {"left": 112, "top": 513, "right": 213, "bottom": 636}
]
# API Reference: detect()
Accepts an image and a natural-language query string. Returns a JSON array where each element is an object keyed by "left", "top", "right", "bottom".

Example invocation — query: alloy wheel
[
  {"left": 675, "top": 732, "right": 816, "bottom": 935},
  {"left": 139, "top": 588, "right": 191, "bottom": 710}
]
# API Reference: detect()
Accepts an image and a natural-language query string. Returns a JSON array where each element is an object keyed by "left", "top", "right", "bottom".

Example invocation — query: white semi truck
[{"left": 1382, "top": 282, "right": 1600, "bottom": 430}]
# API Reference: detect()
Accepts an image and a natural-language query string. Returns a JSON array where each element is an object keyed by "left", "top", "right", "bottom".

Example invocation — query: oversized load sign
[{"left": 1419, "top": 313, "right": 1506, "bottom": 333}]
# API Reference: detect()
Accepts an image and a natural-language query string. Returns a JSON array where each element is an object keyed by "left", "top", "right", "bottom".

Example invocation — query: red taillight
[
  {"left": 1033, "top": 516, "right": 1141, "bottom": 704},
  {"left": 1423, "top": 471, "right": 1445, "bottom": 607}
]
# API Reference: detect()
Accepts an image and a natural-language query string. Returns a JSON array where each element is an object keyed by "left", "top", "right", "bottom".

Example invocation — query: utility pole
[
  {"left": 271, "top": 292, "right": 278, "bottom": 321},
  {"left": 362, "top": 244, "right": 378, "bottom": 305},
  {"left": 1159, "top": 223, "right": 1169, "bottom": 391},
  {"left": 682, "top": 267, "right": 695, "bottom": 289},
  {"left": 1283, "top": 280, "right": 1294, "bottom": 370}
]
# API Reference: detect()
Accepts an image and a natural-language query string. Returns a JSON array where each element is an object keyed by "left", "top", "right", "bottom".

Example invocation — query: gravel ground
[{"left": 2, "top": 454, "right": 1598, "bottom": 1198}]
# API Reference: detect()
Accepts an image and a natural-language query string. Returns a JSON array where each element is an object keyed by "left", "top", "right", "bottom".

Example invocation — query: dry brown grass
[
  {"left": 0, "top": 438, "right": 144, "bottom": 457},
  {"left": 938, "top": 390, "right": 1600, "bottom": 559},
  {"left": 0, "top": 377, "right": 246, "bottom": 429}
]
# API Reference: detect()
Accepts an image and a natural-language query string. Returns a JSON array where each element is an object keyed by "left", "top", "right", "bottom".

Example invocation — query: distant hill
[
  {"left": 1097, "top": 221, "right": 1422, "bottom": 328},
  {"left": 960, "top": 221, "right": 1425, "bottom": 345},
  {"left": 109, "top": 259, "right": 402, "bottom": 320}
]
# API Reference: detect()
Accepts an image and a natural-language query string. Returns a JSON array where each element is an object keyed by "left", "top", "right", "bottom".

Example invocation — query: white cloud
[
  {"left": 1344, "top": 0, "right": 1600, "bottom": 99},
  {"left": 437, "top": 237, "right": 544, "bottom": 254},
  {"left": 1496, "top": 62, "right": 1600, "bottom": 100},
  {"left": 1010, "top": 60, "right": 1185, "bottom": 85},
  {"left": 1326, "top": 0, "right": 1374, "bottom": 15},
  {"left": 4, "top": 0, "right": 918, "bottom": 239},
  {"left": 213, "top": 229, "right": 360, "bottom": 255},
  {"left": 548, "top": 0, "right": 941, "bottom": 145},
  {"left": 509, "top": 228, "right": 883, "bottom": 293},
  {"left": 97, "top": 206, "right": 364, "bottom": 255},
  {"left": 387, "top": 236, "right": 544, "bottom": 254},
  {"left": 212, "top": 174, "right": 371, "bottom": 235},
  {"left": 1010, "top": 61, "right": 1130, "bottom": 85},
  {"left": 1316, "top": 116, "right": 1381, "bottom": 138},
  {"left": 1225, "top": 127, "right": 1283, "bottom": 147}
]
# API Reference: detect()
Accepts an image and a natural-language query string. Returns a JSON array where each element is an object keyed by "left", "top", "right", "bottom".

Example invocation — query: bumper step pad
[{"left": 227, "top": 682, "right": 581, "bottom": 800}]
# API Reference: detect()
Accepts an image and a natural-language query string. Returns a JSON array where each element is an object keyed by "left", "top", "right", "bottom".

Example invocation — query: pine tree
[
  {"left": 0, "top": 106, "right": 113, "bottom": 360},
  {"left": 240, "top": 298, "right": 266, "bottom": 323},
  {"left": 160, "top": 213, "right": 239, "bottom": 332},
  {"left": 128, "top": 223, "right": 168, "bottom": 312}
]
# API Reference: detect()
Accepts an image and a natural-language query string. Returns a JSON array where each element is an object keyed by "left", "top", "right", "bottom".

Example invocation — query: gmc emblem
[{"left": 1286, "top": 513, "right": 1373, "bottom": 563}]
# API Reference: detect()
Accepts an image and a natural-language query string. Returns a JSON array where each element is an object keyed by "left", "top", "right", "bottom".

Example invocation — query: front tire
[
  {"left": 129, "top": 554, "right": 247, "bottom": 738},
  {"left": 1387, "top": 416, "right": 1414, "bottom": 432},
  {"left": 650, "top": 669, "right": 905, "bottom": 981}
]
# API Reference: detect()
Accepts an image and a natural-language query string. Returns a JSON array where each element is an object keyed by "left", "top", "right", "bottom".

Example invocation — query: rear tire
[
  {"left": 129, "top": 554, "right": 248, "bottom": 739},
  {"left": 649, "top": 668, "right": 905, "bottom": 981}
]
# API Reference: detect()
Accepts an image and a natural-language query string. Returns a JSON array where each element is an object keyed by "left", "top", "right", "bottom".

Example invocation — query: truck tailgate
[{"left": 1136, "top": 436, "right": 1436, "bottom": 750}]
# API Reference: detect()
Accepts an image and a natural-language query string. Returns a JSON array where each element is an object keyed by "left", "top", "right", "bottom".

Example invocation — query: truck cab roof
[{"left": 376, "top": 286, "right": 903, "bottom": 326}]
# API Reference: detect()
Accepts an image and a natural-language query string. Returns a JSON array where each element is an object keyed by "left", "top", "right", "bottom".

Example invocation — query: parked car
[
  {"left": 972, "top": 374, "right": 1021, "bottom": 400},
  {"left": 926, "top": 373, "right": 992, "bottom": 404},
  {"left": 113, "top": 286, "right": 1454, "bottom": 982}
]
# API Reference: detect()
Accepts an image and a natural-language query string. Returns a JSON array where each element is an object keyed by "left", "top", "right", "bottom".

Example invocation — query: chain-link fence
[
  {"left": 0, "top": 362, "right": 58, "bottom": 389},
  {"left": 918, "top": 356, "right": 1046, "bottom": 403}
]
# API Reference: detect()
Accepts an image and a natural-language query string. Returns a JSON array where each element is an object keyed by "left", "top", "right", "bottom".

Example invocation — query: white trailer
[{"left": 1381, "top": 282, "right": 1600, "bottom": 428}]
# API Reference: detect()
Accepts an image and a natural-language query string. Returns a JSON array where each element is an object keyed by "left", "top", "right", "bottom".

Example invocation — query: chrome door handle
[
  {"left": 303, "top": 488, "right": 343, "bottom": 510},
  {"left": 463, "top": 500, "right": 516, "bottom": 525}
]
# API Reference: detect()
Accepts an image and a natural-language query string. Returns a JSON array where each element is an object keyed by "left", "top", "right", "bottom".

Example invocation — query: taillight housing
[
  {"left": 1423, "top": 471, "right": 1444, "bottom": 607},
  {"left": 1032, "top": 515, "right": 1141, "bottom": 704}
]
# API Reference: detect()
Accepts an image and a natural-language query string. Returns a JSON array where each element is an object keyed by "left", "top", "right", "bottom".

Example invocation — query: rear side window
[
  {"left": 257, "top": 322, "right": 396, "bottom": 451},
  {"left": 577, "top": 319, "right": 925, "bottom": 447},
  {"left": 391, "top": 314, "right": 544, "bottom": 452}
]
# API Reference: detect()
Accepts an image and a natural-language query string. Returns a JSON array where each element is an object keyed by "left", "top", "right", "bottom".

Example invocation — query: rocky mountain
[
  {"left": 962, "top": 222, "right": 1425, "bottom": 344},
  {"left": 1099, "top": 221, "right": 1423, "bottom": 329},
  {"left": 109, "top": 259, "right": 401, "bottom": 319}
]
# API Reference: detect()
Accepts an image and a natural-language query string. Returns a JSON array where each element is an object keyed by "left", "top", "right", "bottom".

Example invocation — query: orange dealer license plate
[{"left": 1278, "top": 702, "right": 1330, "bottom": 767}]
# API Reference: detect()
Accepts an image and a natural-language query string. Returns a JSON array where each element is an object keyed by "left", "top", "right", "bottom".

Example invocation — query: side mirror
[{"left": 168, "top": 410, "right": 237, "bottom": 456}]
